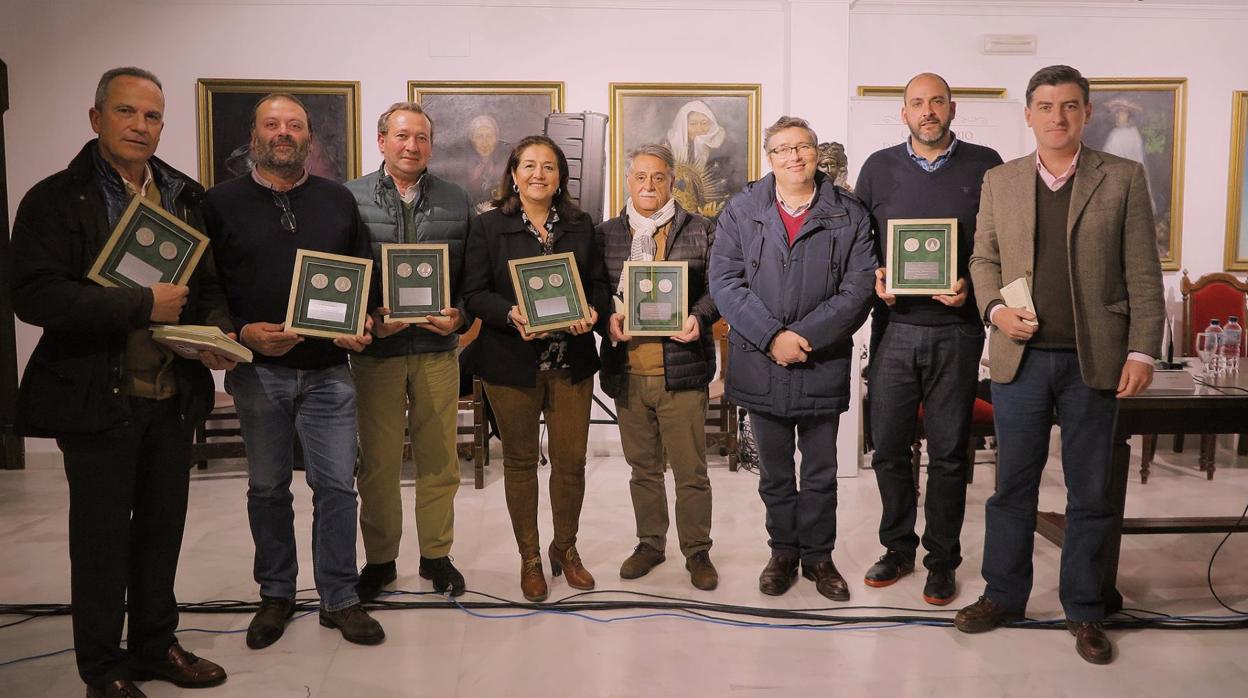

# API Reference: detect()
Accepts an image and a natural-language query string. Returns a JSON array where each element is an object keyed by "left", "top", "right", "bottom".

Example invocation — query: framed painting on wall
[
  {"left": 1225, "top": 90, "right": 1248, "bottom": 271},
  {"left": 196, "top": 79, "right": 361, "bottom": 188},
  {"left": 408, "top": 81, "right": 564, "bottom": 212},
  {"left": 1085, "top": 77, "right": 1187, "bottom": 270},
  {"left": 609, "top": 83, "right": 761, "bottom": 219}
]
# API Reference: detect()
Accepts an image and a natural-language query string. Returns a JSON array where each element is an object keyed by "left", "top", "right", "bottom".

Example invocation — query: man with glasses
[
  {"left": 710, "top": 117, "right": 876, "bottom": 601},
  {"left": 856, "top": 73, "right": 1002, "bottom": 606},
  {"left": 346, "top": 102, "right": 473, "bottom": 601},
  {"left": 599, "top": 143, "right": 720, "bottom": 590},
  {"left": 203, "top": 93, "right": 385, "bottom": 649}
]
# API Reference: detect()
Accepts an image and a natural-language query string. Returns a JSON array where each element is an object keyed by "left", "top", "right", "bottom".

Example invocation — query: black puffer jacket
[
  {"left": 10, "top": 140, "right": 231, "bottom": 437},
  {"left": 595, "top": 206, "right": 719, "bottom": 397}
]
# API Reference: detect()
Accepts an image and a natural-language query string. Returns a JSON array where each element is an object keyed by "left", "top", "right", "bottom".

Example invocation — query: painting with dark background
[{"left": 197, "top": 80, "right": 360, "bottom": 188}]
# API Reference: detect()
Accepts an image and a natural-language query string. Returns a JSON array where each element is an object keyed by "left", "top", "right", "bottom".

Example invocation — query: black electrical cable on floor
[{"left": 1207, "top": 497, "right": 1248, "bottom": 615}]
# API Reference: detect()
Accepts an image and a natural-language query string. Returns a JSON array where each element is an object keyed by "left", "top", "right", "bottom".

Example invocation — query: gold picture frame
[
  {"left": 86, "top": 196, "right": 209, "bottom": 289},
  {"left": 283, "top": 249, "right": 373, "bottom": 339},
  {"left": 609, "top": 83, "right": 761, "bottom": 218},
  {"left": 856, "top": 85, "right": 1008, "bottom": 99},
  {"left": 407, "top": 81, "right": 564, "bottom": 210},
  {"left": 1086, "top": 77, "right": 1187, "bottom": 270},
  {"left": 1225, "top": 91, "right": 1248, "bottom": 271},
  {"left": 507, "top": 252, "right": 591, "bottom": 335},
  {"left": 196, "top": 78, "right": 362, "bottom": 188}
]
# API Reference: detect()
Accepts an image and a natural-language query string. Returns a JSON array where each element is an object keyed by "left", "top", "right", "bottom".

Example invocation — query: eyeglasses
[
  {"left": 272, "top": 192, "right": 297, "bottom": 234},
  {"left": 767, "top": 142, "right": 816, "bottom": 159}
]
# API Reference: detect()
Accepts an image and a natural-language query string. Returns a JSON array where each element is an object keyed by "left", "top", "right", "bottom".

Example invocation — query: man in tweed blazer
[{"left": 958, "top": 65, "right": 1164, "bottom": 665}]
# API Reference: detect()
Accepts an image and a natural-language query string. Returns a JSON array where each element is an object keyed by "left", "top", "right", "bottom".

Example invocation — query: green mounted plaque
[
  {"left": 508, "top": 252, "right": 591, "bottom": 335},
  {"left": 86, "top": 196, "right": 209, "bottom": 288},
  {"left": 284, "top": 249, "right": 373, "bottom": 338},
  {"left": 885, "top": 218, "right": 958, "bottom": 295},
  {"left": 381, "top": 243, "right": 449, "bottom": 324},
  {"left": 622, "top": 261, "right": 688, "bottom": 336}
]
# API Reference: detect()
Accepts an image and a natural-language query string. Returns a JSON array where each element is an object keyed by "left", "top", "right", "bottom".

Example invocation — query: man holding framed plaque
[
  {"left": 203, "top": 93, "right": 385, "bottom": 649},
  {"left": 345, "top": 102, "right": 474, "bottom": 601},
  {"left": 710, "top": 117, "right": 876, "bottom": 602},
  {"left": 598, "top": 144, "right": 720, "bottom": 590},
  {"left": 855, "top": 73, "right": 1002, "bottom": 606},
  {"left": 12, "top": 67, "right": 231, "bottom": 697}
]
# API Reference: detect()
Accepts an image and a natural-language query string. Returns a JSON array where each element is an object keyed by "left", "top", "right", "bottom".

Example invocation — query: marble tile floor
[{"left": 1, "top": 435, "right": 1246, "bottom": 697}]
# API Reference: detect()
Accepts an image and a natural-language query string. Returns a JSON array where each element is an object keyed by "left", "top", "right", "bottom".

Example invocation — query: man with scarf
[{"left": 597, "top": 144, "right": 720, "bottom": 590}]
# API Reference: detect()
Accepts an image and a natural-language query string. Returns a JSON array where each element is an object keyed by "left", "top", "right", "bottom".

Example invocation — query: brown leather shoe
[
  {"left": 758, "top": 554, "right": 799, "bottom": 596},
  {"left": 131, "top": 642, "right": 226, "bottom": 688},
  {"left": 549, "top": 543, "right": 596, "bottom": 590},
  {"left": 685, "top": 551, "right": 719, "bottom": 591},
  {"left": 521, "top": 554, "right": 548, "bottom": 602},
  {"left": 802, "top": 560, "right": 850, "bottom": 601},
  {"left": 1067, "top": 621, "right": 1114, "bottom": 665},
  {"left": 85, "top": 679, "right": 146, "bottom": 697},
  {"left": 619, "top": 543, "right": 666, "bottom": 579},
  {"left": 954, "top": 595, "right": 1023, "bottom": 633}
]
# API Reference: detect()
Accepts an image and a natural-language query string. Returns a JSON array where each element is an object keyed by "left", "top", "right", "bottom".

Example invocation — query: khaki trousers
[
  {"left": 351, "top": 351, "right": 460, "bottom": 562},
  {"left": 483, "top": 370, "right": 592, "bottom": 557},
  {"left": 615, "top": 374, "right": 712, "bottom": 557}
]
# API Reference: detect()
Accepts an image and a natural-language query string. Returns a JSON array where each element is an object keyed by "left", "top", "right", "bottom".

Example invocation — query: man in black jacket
[
  {"left": 599, "top": 144, "right": 719, "bottom": 590},
  {"left": 10, "top": 67, "right": 232, "bottom": 698}
]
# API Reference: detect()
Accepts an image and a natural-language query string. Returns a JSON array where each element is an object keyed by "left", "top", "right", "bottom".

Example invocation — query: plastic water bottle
[
  {"left": 1224, "top": 315, "right": 1243, "bottom": 373},
  {"left": 1204, "top": 319, "right": 1225, "bottom": 373}
]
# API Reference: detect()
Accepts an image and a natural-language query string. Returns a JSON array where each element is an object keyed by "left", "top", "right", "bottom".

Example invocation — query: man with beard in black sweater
[
  {"left": 203, "top": 93, "right": 384, "bottom": 650},
  {"left": 856, "top": 73, "right": 1002, "bottom": 606}
]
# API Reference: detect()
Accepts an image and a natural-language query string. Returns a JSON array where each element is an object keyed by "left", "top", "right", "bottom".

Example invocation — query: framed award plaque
[
  {"left": 885, "top": 218, "right": 958, "bottom": 295},
  {"left": 86, "top": 196, "right": 209, "bottom": 288},
  {"left": 621, "top": 261, "right": 688, "bottom": 336},
  {"left": 381, "top": 243, "right": 449, "bottom": 324},
  {"left": 284, "top": 249, "right": 372, "bottom": 338},
  {"left": 508, "top": 252, "right": 591, "bottom": 335}
]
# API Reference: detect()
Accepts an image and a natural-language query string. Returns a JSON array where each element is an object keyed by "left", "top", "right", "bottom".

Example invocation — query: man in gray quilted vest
[{"left": 345, "top": 102, "right": 474, "bottom": 600}]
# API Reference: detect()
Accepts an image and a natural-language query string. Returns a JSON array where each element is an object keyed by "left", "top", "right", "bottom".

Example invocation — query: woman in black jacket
[{"left": 461, "top": 135, "right": 610, "bottom": 602}]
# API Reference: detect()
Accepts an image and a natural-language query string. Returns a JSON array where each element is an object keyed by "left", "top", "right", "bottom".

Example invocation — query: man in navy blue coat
[{"left": 709, "top": 116, "right": 876, "bottom": 601}]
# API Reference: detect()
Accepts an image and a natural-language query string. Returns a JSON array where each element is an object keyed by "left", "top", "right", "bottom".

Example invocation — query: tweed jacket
[
  {"left": 969, "top": 147, "right": 1165, "bottom": 389},
  {"left": 596, "top": 205, "right": 719, "bottom": 397}
]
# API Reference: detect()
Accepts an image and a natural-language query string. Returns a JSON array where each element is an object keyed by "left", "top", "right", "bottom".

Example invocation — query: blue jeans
[
  {"left": 226, "top": 362, "right": 361, "bottom": 611},
  {"left": 983, "top": 349, "right": 1118, "bottom": 621},
  {"left": 869, "top": 322, "right": 984, "bottom": 571},
  {"left": 748, "top": 410, "right": 841, "bottom": 566}
]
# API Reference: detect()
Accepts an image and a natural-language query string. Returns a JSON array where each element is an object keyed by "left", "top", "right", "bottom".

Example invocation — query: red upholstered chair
[
  {"left": 911, "top": 398, "right": 997, "bottom": 495},
  {"left": 1140, "top": 271, "right": 1248, "bottom": 483}
]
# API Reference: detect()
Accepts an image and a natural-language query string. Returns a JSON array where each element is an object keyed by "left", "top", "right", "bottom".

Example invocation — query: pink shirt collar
[{"left": 1035, "top": 146, "right": 1081, "bottom": 192}]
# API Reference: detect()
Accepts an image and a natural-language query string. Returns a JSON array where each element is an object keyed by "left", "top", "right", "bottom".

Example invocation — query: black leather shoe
[
  {"left": 245, "top": 596, "right": 296, "bottom": 650},
  {"left": 1067, "top": 621, "right": 1114, "bottom": 665},
  {"left": 319, "top": 604, "right": 385, "bottom": 645},
  {"left": 922, "top": 569, "right": 957, "bottom": 606},
  {"left": 419, "top": 555, "right": 466, "bottom": 597},
  {"left": 131, "top": 642, "right": 226, "bottom": 688},
  {"left": 954, "top": 595, "right": 1023, "bottom": 633},
  {"left": 863, "top": 550, "right": 915, "bottom": 588},
  {"left": 758, "top": 554, "right": 799, "bottom": 596},
  {"left": 85, "top": 679, "right": 146, "bottom": 698},
  {"left": 802, "top": 560, "right": 850, "bottom": 601},
  {"left": 620, "top": 543, "right": 666, "bottom": 579},
  {"left": 356, "top": 560, "right": 398, "bottom": 602},
  {"left": 685, "top": 550, "right": 719, "bottom": 591}
]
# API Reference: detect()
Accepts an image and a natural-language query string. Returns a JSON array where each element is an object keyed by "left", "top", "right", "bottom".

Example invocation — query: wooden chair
[
  {"left": 705, "top": 319, "right": 739, "bottom": 471},
  {"left": 1140, "top": 271, "right": 1248, "bottom": 483},
  {"left": 191, "top": 391, "right": 247, "bottom": 469},
  {"left": 455, "top": 319, "right": 493, "bottom": 489}
]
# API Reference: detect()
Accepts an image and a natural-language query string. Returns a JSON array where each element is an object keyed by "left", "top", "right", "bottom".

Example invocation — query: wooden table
[{"left": 1034, "top": 369, "right": 1248, "bottom": 612}]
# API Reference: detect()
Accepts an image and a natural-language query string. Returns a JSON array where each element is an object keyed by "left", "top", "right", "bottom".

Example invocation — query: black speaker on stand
[{"left": 0, "top": 58, "right": 25, "bottom": 470}]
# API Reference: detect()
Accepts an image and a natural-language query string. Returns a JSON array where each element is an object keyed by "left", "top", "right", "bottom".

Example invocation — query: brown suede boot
[
  {"left": 520, "top": 554, "right": 548, "bottom": 602},
  {"left": 549, "top": 542, "right": 596, "bottom": 590}
]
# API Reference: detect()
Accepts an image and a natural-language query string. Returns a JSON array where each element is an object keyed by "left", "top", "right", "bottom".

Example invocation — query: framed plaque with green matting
[
  {"left": 508, "top": 252, "right": 590, "bottom": 335},
  {"left": 622, "top": 260, "right": 687, "bottom": 336},
  {"left": 381, "top": 243, "right": 449, "bottom": 324},
  {"left": 86, "top": 197, "right": 208, "bottom": 289},
  {"left": 885, "top": 218, "right": 957, "bottom": 295},
  {"left": 284, "top": 249, "right": 372, "bottom": 338}
]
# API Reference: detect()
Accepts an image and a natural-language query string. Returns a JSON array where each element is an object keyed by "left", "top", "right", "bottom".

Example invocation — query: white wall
[{"left": 6, "top": 0, "right": 1248, "bottom": 459}]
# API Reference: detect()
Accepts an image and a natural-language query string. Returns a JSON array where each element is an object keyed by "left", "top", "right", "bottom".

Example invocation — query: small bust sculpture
[{"left": 816, "top": 141, "right": 850, "bottom": 191}]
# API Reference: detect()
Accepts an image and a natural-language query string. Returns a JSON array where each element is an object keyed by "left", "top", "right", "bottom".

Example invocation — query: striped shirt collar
[{"left": 906, "top": 135, "right": 959, "bottom": 173}]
